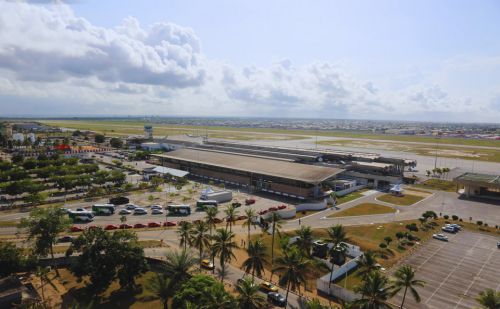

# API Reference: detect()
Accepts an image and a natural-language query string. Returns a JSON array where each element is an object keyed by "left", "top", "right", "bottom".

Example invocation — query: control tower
[{"left": 144, "top": 125, "right": 153, "bottom": 139}]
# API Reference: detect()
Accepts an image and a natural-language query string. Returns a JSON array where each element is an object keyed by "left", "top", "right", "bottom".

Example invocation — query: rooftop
[
  {"left": 152, "top": 148, "right": 344, "bottom": 184},
  {"left": 454, "top": 172, "right": 500, "bottom": 187}
]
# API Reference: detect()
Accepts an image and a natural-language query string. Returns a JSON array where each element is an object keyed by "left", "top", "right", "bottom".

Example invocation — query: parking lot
[{"left": 390, "top": 230, "right": 500, "bottom": 309}]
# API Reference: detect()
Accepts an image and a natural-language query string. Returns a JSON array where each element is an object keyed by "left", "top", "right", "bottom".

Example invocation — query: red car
[
  {"left": 148, "top": 222, "right": 161, "bottom": 228},
  {"left": 119, "top": 224, "right": 133, "bottom": 229},
  {"left": 278, "top": 205, "right": 287, "bottom": 210},
  {"left": 134, "top": 223, "right": 147, "bottom": 229},
  {"left": 163, "top": 221, "right": 177, "bottom": 227},
  {"left": 104, "top": 224, "right": 118, "bottom": 231},
  {"left": 70, "top": 226, "right": 84, "bottom": 232},
  {"left": 213, "top": 218, "right": 223, "bottom": 224},
  {"left": 269, "top": 207, "right": 278, "bottom": 212},
  {"left": 237, "top": 215, "right": 248, "bottom": 220},
  {"left": 258, "top": 210, "right": 268, "bottom": 215},
  {"left": 245, "top": 198, "right": 256, "bottom": 205}
]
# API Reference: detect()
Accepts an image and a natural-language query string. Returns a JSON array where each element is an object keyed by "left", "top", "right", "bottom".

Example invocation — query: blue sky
[{"left": 0, "top": 0, "right": 499, "bottom": 122}]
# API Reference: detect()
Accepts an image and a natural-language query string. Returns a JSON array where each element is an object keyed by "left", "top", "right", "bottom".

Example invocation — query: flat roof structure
[
  {"left": 454, "top": 172, "right": 500, "bottom": 188},
  {"left": 152, "top": 148, "right": 344, "bottom": 184},
  {"left": 144, "top": 166, "right": 190, "bottom": 178}
]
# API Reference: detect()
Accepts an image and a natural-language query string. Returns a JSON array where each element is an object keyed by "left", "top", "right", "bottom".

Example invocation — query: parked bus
[
  {"left": 167, "top": 204, "right": 191, "bottom": 216},
  {"left": 92, "top": 204, "right": 116, "bottom": 215},
  {"left": 68, "top": 210, "right": 94, "bottom": 222},
  {"left": 196, "top": 200, "right": 218, "bottom": 210}
]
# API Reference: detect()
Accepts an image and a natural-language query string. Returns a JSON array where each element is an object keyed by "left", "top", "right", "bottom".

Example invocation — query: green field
[
  {"left": 376, "top": 193, "right": 425, "bottom": 206},
  {"left": 38, "top": 119, "right": 500, "bottom": 147},
  {"left": 413, "top": 179, "right": 459, "bottom": 192},
  {"left": 328, "top": 203, "right": 395, "bottom": 218}
]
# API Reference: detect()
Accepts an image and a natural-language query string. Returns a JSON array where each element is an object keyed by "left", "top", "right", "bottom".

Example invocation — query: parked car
[
  {"left": 446, "top": 224, "right": 461, "bottom": 232},
  {"left": 119, "top": 224, "right": 133, "bottom": 229},
  {"left": 59, "top": 207, "right": 70, "bottom": 214},
  {"left": 232, "top": 202, "right": 242, "bottom": 208},
  {"left": 134, "top": 223, "right": 147, "bottom": 228},
  {"left": 148, "top": 222, "right": 161, "bottom": 228},
  {"left": 267, "top": 292, "right": 286, "bottom": 307},
  {"left": 259, "top": 281, "right": 278, "bottom": 293},
  {"left": 213, "top": 218, "right": 223, "bottom": 224},
  {"left": 151, "top": 209, "right": 164, "bottom": 215},
  {"left": 119, "top": 209, "right": 132, "bottom": 215},
  {"left": 57, "top": 236, "right": 74, "bottom": 243},
  {"left": 497, "top": 241, "right": 500, "bottom": 249},
  {"left": 109, "top": 196, "right": 129, "bottom": 205},
  {"left": 125, "top": 204, "right": 139, "bottom": 210},
  {"left": 163, "top": 221, "right": 177, "bottom": 227},
  {"left": 105, "top": 224, "right": 118, "bottom": 230},
  {"left": 441, "top": 226, "right": 456, "bottom": 233},
  {"left": 134, "top": 208, "right": 147, "bottom": 215},
  {"left": 70, "top": 226, "right": 84, "bottom": 232},
  {"left": 245, "top": 198, "right": 256, "bottom": 205},
  {"left": 433, "top": 233, "right": 449, "bottom": 241},
  {"left": 201, "top": 259, "right": 215, "bottom": 270},
  {"left": 150, "top": 205, "right": 163, "bottom": 210}
]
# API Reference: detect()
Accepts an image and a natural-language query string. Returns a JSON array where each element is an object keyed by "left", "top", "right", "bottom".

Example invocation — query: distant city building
[
  {"left": 27, "top": 133, "right": 36, "bottom": 143},
  {"left": 12, "top": 133, "right": 24, "bottom": 142},
  {"left": 2, "top": 124, "right": 13, "bottom": 138},
  {"left": 144, "top": 125, "right": 153, "bottom": 139}
]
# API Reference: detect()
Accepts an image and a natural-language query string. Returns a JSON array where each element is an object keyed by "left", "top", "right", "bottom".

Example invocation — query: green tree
[
  {"left": 172, "top": 274, "right": 235, "bottom": 309},
  {"left": 303, "top": 298, "right": 332, "bottom": 309},
  {"left": 357, "top": 251, "right": 379, "bottom": 280},
  {"left": 69, "top": 228, "right": 148, "bottom": 292},
  {"left": 273, "top": 246, "right": 310, "bottom": 306},
  {"left": 177, "top": 221, "right": 193, "bottom": 250},
  {"left": 353, "top": 271, "right": 393, "bottom": 309},
  {"left": 295, "top": 225, "right": 314, "bottom": 257},
  {"left": 163, "top": 248, "right": 198, "bottom": 284},
  {"left": 242, "top": 208, "right": 257, "bottom": 246},
  {"left": 190, "top": 221, "right": 211, "bottom": 269},
  {"left": 211, "top": 228, "right": 237, "bottom": 282},
  {"left": 94, "top": 134, "right": 105, "bottom": 143},
  {"left": 0, "top": 242, "right": 25, "bottom": 277},
  {"left": 224, "top": 204, "right": 239, "bottom": 233},
  {"left": 268, "top": 211, "right": 282, "bottom": 280},
  {"left": 383, "top": 236, "right": 393, "bottom": 246},
  {"left": 242, "top": 239, "right": 267, "bottom": 281},
  {"left": 19, "top": 207, "right": 71, "bottom": 276},
  {"left": 109, "top": 137, "right": 123, "bottom": 148},
  {"left": 204, "top": 207, "right": 219, "bottom": 237},
  {"left": 23, "top": 192, "right": 48, "bottom": 205},
  {"left": 476, "top": 288, "right": 500, "bottom": 309},
  {"left": 390, "top": 265, "right": 425, "bottom": 309},
  {"left": 236, "top": 276, "right": 267, "bottom": 309},
  {"left": 147, "top": 273, "right": 174, "bottom": 309},
  {"left": 326, "top": 224, "right": 349, "bottom": 290}
]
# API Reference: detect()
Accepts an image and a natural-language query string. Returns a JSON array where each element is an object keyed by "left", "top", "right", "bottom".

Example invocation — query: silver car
[
  {"left": 433, "top": 233, "right": 448, "bottom": 241},
  {"left": 119, "top": 209, "right": 132, "bottom": 215},
  {"left": 151, "top": 208, "right": 164, "bottom": 215}
]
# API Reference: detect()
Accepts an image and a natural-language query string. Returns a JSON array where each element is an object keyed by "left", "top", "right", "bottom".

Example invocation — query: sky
[{"left": 0, "top": 0, "right": 499, "bottom": 122}]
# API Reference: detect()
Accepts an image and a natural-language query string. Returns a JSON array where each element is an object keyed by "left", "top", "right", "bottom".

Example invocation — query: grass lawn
[
  {"left": 0, "top": 220, "right": 19, "bottom": 227},
  {"left": 328, "top": 203, "right": 395, "bottom": 218},
  {"left": 337, "top": 191, "right": 364, "bottom": 204},
  {"left": 413, "top": 179, "right": 459, "bottom": 192},
  {"left": 376, "top": 193, "right": 424, "bottom": 206}
]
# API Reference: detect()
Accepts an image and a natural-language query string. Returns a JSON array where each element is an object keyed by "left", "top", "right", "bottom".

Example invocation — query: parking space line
[
  {"left": 416, "top": 234, "right": 458, "bottom": 271},
  {"left": 425, "top": 234, "right": 482, "bottom": 306}
]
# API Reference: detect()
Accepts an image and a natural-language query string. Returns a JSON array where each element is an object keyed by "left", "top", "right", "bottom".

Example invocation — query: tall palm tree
[
  {"left": 205, "top": 207, "right": 219, "bottom": 237},
  {"left": 163, "top": 248, "right": 198, "bottom": 284},
  {"left": 203, "top": 282, "right": 237, "bottom": 309},
  {"left": 147, "top": 273, "right": 174, "bottom": 309},
  {"left": 236, "top": 276, "right": 267, "bottom": 309},
  {"left": 177, "top": 221, "right": 193, "bottom": 250},
  {"left": 268, "top": 211, "right": 282, "bottom": 280},
  {"left": 356, "top": 251, "right": 379, "bottom": 280},
  {"left": 242, "top": 208, "right": 257, "bottom": 246},
  {"left": 190, "top": 220, "right": 211, "bottom": 269},
  {"left": 390, "top": 265, "right": 425, "bottom": 309},
  {"left": 353, "top": 271, "right": 393, "bottom": 309},
  {"left": 326, "top": 224, "right": 349, "bottom": 290},
  {"left": 242, "top": 239, "right": 267, "bottom": 281},
  {"left": 211, "top": 228, "right": 238, "bottom": 282},
  {"left": 224, "top": 204, "right": 239, "bottom": 233},
  {"left": 273, "top": 246, "right": 310, "bottom": 306},
  {"left": 295, "top": 225, "right": 314, "bottom": 257},
  {"left": 476, "top": 288, "right": 500, "bottom": 309}
]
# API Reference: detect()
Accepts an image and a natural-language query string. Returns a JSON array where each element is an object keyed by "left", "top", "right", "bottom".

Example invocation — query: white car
[
  {"left": 150, "top": 205, "right": 163, "bottom": 210},
  {"left": 134, "top": 208, "right": 147, "bottom": 215},
  {"left": 125, "top": 204, "right": 139, "bottom": 210},
  {"left": 119, "top": 209, "right": 132, "bottom": 215},
  {"left": 433, "top": 233, "right": 448, "bottom": 242},
  {"left": 151, "top": 208, "right": 164, "bottom": 215}
]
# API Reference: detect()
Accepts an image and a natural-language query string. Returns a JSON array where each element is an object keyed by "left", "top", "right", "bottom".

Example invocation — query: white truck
[{"left": 200, "top": 190, "right": 232, "bottom": 203}]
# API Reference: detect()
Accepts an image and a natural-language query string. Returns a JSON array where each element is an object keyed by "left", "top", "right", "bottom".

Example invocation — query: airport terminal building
[
  {"left": 454, "top": 172, "right": 500, "bottom": 200},
  {"left": 152, "top": 148, "right": 344, "bottom": 200}
]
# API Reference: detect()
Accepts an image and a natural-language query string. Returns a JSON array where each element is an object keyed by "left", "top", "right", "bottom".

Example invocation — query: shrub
[
  {"left": 379, "top": 243, "right": 387, "bottom": 249},
  {"left": 484, "top": 223, "right": 488, "bottom": 227},
  {"left": 477, "top": 221, "right": 483, "bottom": 226},
  {"left": 443, "top": 215, "right": 449, "bottom": 220},
  {"left": 452, "top": 215, "right": 459, "bottom": 221},
  {"left": 405, "top": 223, "right": 418, "bottom": 232},
  {"left": 406, "top": 241, "right": 415, "bottom": 246},
  {"left": 459, "top": 218, "right": 463, "bottom": 222}
]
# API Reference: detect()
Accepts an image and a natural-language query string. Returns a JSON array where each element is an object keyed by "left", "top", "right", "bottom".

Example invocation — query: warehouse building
[
  {"left": 152, "top": 148, "right": 344, "bottom": 200},
  {"left": 454, "top": 172, "right": 500, "bottom": 200}
]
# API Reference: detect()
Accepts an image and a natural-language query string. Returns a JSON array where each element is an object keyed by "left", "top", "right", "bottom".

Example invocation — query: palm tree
[
  {"left": 203, "top": 282, "right": 237, "bottom": 308},
  {"left": 356, "top": 251, "right": 379, "bottom": 280},
  {"left": 177, "top": 221, "right": 193, "bottom": 250},
  {"left": 205, "top": 207, "right": 219, "bottom": 236},
  {"left": 163, "top": 248, "right": 198, "bottom": 283},
  {"left": 295, "top": 225, "right": 314, "bottom": 257},
  {"left": 268, "top": 211, "right": 282, "bottom": 280},
  {"left": 211, "top": 228, "right": 238, "bottom": 282},
  {"left": 147, "top": 273, "right": 173, "bottom": 309},
  {"left": 476, "top": 288, "right": 500, "bottom": 309},
  {"left": 353, "top": 271, "right": 393, "bottom": 309},
  {"left": 273, "top": 246, "right": 310, "bottom": 306},
  {"left": 242, "top": 208, "right": 257, "bottom": 246},
  {"left": 326, "top": 224, "right": 349, "bottom": 290},
  {"left": 190, "top": 220, "right": 211, "bottom": 269},
  {"left": 236, "top": 276, "right": 267, "bottom": 309},
  {"left": 390, "top": 265, "right": 425, "bottom": 308},
  {"left": 224, "top": 204, "right": 239, "bottom": 233},
  {"left": 242, "top": 239, "right": 267, "bottom": 281}
]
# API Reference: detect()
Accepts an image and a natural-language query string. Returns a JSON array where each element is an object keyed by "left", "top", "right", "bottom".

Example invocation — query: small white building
[{"left": 140, "top": 142, "right": 163, "bottom": 151}]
